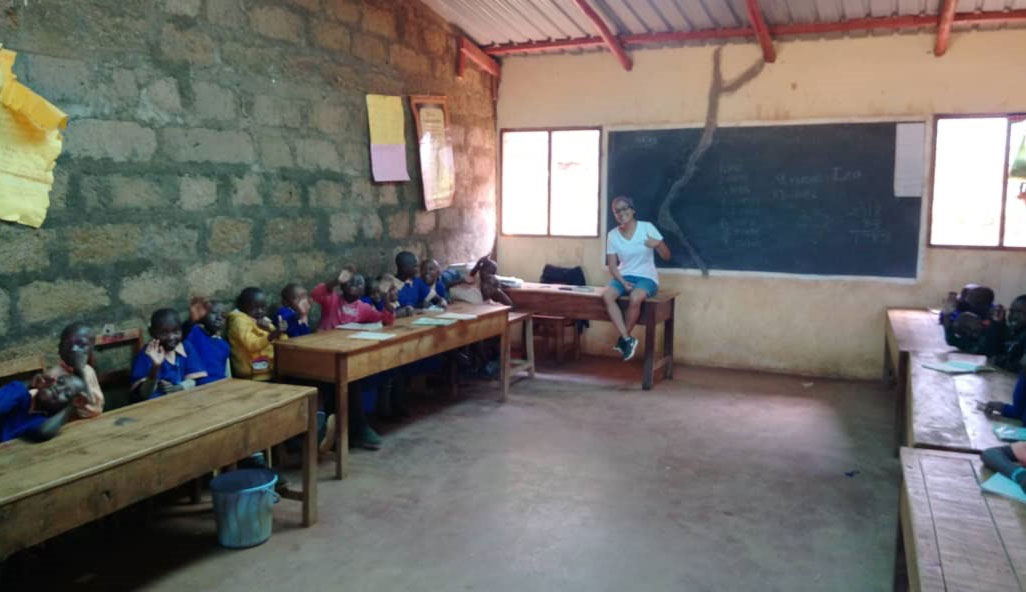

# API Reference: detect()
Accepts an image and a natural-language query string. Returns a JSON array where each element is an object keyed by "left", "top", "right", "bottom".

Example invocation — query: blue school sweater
[
  {"left": 0, "top": 381, "right": 45, "bottom": 443},
  {"left": 1000, "top": 373, "right": 1026, "bottom": 423},
  {"left": 130, "top": 342, "right": 208, "bottom": 399},
  {"left": 413, "top": 277, "right": 448, "bottom": 307},
  {"left": 360, "top": 296, "right": 385, "bottom": 311},
  {"left": 276, "top": 306, "right": 312, "bottom": 338},
  {"left": 398, "top": 279, "right": 419, "bottom": 308},
  {"left": 184, "top": 325, "right": 231, "bottom": 386}
]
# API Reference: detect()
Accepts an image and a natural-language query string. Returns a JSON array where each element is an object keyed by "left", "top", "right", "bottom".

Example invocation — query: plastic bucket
[{"left": 209, "top": 468, "right": 280, "bottom": 549}]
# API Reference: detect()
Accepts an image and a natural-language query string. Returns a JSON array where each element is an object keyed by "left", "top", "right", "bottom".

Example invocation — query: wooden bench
[
  {"left": 93, "top": 328, "right": 144, "bottom": 386},
  {"left": 886, "top": 309, "right": 959, "bottom": 449},
  {"left": 507, "top": 282, "right": 676, "bottom": 390},
  {"left": 507, "top": 311, "right": 535, "bottom": 382},
  {"left": 899, "top": 447, "right": 1026, "bottom": 591},
  {"left": 0, "top": 379, "right": 320, "bottom": 559},
  {"left": 907, "top": 352, "right": 1018, "bottom": 453},
  {"left": 275, "top": 302, "right": 511, "bottom": 480}
]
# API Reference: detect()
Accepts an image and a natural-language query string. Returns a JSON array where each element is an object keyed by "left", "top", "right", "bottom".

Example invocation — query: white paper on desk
[
  {"left": 413, "top": 317, "right": 458, "bottom": 326},
  {"left": 437, "top": 312, "right": 477, "bottom": 320},
  {"left": 894, "top": 122, "right": 925, "bottom": 197},
  {"left": 350, "top": 331, "right": 394, "bottom": 340},
  {"left": 337, "top": 322, "right": 383, "bottom": 330}
]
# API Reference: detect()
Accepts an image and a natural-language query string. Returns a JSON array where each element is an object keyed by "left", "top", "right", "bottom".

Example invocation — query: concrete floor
[{"left": 17, "top": 358, "right": 901, "bottom": 591}]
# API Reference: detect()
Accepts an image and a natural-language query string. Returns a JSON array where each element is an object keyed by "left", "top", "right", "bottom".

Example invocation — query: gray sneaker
[{"left": 622, "top": 336, "right": 638, "bottom": 361}]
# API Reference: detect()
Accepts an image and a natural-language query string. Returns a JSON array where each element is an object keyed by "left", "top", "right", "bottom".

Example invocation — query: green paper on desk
[
  {"left": 413, "top": 317, "right": 458, "bottom": 326},
  {"left": 921, "top": 360, "right": 992, "bottom": 374},
  {"left": 350, "top": 331, "right": 394, "bottom": 340},
  {"left": 993, "top": 424, "right": 1026, "bottom": 442},
  {"left": 437, "top": 312, "right": 477, "bottom": 320},
  {"left": 981, "top": 473, "right": 1026, "bottom": 504}
]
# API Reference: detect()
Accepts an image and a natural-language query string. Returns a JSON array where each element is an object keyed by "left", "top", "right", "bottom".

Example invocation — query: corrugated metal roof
[{"left": 421, "top": 0, "right": 1026, "bottom": 50}]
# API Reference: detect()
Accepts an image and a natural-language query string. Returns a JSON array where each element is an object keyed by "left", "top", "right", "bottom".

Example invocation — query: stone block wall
[{"left": 0, "top": 0, "right": 497, "bottom": 361}]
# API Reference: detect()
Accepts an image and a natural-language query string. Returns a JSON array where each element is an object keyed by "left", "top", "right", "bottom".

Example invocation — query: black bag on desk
[
  {"left": 540, "top": 264, "right": 586, "bottom": 287},
  {"left": 539, "top": 265, "right": 588, "bottom": 332}
]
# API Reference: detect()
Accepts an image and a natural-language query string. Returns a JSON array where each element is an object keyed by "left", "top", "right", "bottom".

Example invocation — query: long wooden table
[
  {"left": 275, "top": 302, "right": 511, "bottom": 479},
  {"left": 907, "top": 352, "right": 1018, "bottom": 453},
  {"left": 0, "top": 379, "right": 319, "bottom": 559},
  {"left": 507, "top": 282, "right": 676, "bottom": 390},
  {"left": 886, "top": 308, "right": 958, "bottom": 449},
  {"left": 899, "top": 447, "right": 1026, "bottom": 591}
]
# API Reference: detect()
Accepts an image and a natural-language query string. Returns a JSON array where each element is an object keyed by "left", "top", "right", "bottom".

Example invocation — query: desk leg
[
  {"left": 525, "top": 317, "right": 535, "bottom": 378},
  {"left": 302, "top": 393, "right": 318, "bottom": 526},
  {"left": 664, "top": 315, "right": 675, "bottom": 380},
  {"left": 335, "top": 359, "right": 349, "bottom": 480},
  {"left": 500, "top": 325, "right": 511, "bottom": 402},
  {"left": 642, "top": 320, "right": 656, "bottom": 391}
]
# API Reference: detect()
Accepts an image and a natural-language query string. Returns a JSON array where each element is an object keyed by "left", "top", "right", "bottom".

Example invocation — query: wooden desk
[
  {"left": 275, "top": 302, "right": 510, "bottom": 480},
  {"left": 886, "top": 309, "right": 958, "bottom": 449},
  {"left": 507, "top": 282, "right": 676, "bottom": 390},
  {"left": 0, "top": 379, "right": 319, "bottom": 559},
  {"left": 899, "top": 447, "right": 1026, "bottom": 591},
  {"left": 907, "top": 352, "right": 1018, "bottom": 453}
]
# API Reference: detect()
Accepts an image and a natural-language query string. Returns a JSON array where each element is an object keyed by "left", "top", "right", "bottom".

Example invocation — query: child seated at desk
[
  {"left": 131, "top": 309, "right": 208, "bottom": 401},
  {"left": 228, "top": 287, "right": 287, "bottom": 381},
  {"left": 47, "top": 322, "right": 104, "bottom": 419},
  {"left": 395, "top": 251, "right": 421, "bottom": 310},
  {"left": 982, "top": 442, "right": 1026, "bottom": 493},
  {"left": 312, "top": 268, "right": 395, "bottom": 329},
  {"left": 991, "top": 295, "right": 1026, "bottom": 373},
  {"left": 414, "top": 259, "right": 448, "bottom": 308},
  {"left": 184, "top": 300, "right": 231, "bottom": 385},
  {"left": 277, "top": 283, "right": 312, "bottom": 338},
  {"left": 361, "top": 276, "right": 383, "bottom": 310},
  {"left": 941, "top": 284, "right": 1003, "bottom": 355},
  {"left": 1, "top": 373, "right": 90, "bottom": 443}
]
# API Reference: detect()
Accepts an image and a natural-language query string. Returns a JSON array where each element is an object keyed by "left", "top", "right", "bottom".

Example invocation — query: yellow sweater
[{"left": 227, "top": 310, "right": 286, "bottom": 381}]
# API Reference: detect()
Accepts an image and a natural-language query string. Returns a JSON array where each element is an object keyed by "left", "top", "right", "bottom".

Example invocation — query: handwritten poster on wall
[
  {"left": 366, "top": 94, "right": 409, "bottom": 182},
  {"left": 410, "top": 96, "right": 455, "bottom": 211}
]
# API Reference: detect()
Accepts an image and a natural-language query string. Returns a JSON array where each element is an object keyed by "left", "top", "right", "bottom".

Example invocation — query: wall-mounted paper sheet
[
  {"left": 366, "top": 94, "right": 409, "bottom": 182},
  {"left": 894, "top": 122, "right": 925, "bottom": 198},
  {"left": 0, "top": 45, "right": 68, "bottom": 228}
]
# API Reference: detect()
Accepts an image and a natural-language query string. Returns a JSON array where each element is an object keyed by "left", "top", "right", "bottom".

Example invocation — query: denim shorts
[{"left": 608, "top": 275, "right": 658, "bottom": 298}]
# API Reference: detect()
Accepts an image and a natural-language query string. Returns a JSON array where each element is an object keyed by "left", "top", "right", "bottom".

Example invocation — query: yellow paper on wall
[
  {"left": 0, "top": 45, "right": 67, "bottom": 228},
  {"left": 366, "top": 94, "right": 405, "bottom": 145}
]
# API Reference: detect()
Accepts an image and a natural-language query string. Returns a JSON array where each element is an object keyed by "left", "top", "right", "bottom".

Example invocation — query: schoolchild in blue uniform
[{"left": 131, "top": 309, "right": 207, "bottom": 402}]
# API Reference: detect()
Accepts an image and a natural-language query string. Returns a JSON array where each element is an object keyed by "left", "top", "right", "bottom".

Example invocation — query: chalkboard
[{"left": 607, "top": 123, "right": 922, "bottom": 278}]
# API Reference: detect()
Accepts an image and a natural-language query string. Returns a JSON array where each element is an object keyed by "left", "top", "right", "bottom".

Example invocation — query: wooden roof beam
[
  {"left": 459, "top": 37, "right": 501, "bottom": 78},
  {"left": 745, "top": 0, "right": 776, "bottom": 63},
  {"left": 571, "top": 0, "right": 633, "bottom": 71},
  {"left": 934, "top": 0, "right": 957, "bottom": 56}
]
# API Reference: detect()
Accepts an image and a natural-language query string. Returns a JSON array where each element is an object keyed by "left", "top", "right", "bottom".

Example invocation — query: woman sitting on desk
[{"left": 603, "top": 195, "right": 671, "bottom": 361}]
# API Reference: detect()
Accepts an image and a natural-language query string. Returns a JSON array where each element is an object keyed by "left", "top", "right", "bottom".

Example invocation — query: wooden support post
[
  {"left": 745, "top": 0, "right": 776, "bottom": 63},
  {"left": 934, "top": 0, "right": 957, "bottom": 56},
  {"left": 572, "top": 0, "right": 632, "bottom": 71}
]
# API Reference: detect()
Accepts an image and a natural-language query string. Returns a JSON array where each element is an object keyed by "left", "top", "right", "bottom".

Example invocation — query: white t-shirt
[{"left": 606, "top": 220, "right": 663, "bottom": 284}]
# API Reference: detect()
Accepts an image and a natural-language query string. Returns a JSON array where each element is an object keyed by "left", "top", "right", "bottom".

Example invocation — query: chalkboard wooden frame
[{"left": 601, "top": 117, "right": 930, "bottom": 282}]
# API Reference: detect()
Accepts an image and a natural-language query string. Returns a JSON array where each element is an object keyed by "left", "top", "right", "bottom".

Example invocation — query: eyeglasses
[{"left": 613, "top": 206, "right": 632, "bottom": 214}]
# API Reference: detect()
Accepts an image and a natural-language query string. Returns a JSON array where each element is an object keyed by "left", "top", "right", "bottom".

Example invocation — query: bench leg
[
  {"left": 664, "top": 315, "right": 675, "bottom": 380},
  {"left": 642, "top": 320, "right": 656, "bottom": 390},
  {"left": 525, "top": 318, "right": 535, "bottom": 378},
  {"left": 302, "top": 393, "right": 318, "bottom": 526},
  {"left": 500, "top": 324, "right": 511, "bottom": 402}
]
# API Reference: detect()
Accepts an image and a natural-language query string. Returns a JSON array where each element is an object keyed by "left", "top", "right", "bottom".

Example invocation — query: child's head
[
  {"left": 150, "top": 308, "right": 183, "bottom": 353},
  {"left": 378, "top": 274, "right": 401, "bottom": 304},
  {"left": 395, "top": 251, "right": 419, "bottom": 281},
  {"left": 420, "top": 259, "right": 440, "bottom": 285},
  {"left": 188, "top": 296, "right": 212, "bottom": 324},
  {"left": 201, "top": 301, "right": 227, "bottom": 335},
  {"left": 472, "top": 256, "right": 498, "bottom": 282},
  {"left": 342, "top": 274, "right": 366, "bottom": 302},
  {"left": 34, "top": 373, "right": 88, "bottom": 414},
  {"left": 281, "top": 283, "right": 308, "bottom": 310},
  {"left": 237, "top": 287, "right": 268, "bottom": 320},
  {"left": 58, "top": 322, "right": 94, "bottom": 368},
  {"left": 1009, "top": 295, "right": 1026, "bottom": 333},
  {"left": 366, "top": 277, "right": 381, "bottom": 303}
]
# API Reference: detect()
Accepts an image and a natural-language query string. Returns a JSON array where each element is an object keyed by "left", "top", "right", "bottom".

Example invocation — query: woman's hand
[{"left": 621, "top": 279, "right": 634, "bottom": 291}]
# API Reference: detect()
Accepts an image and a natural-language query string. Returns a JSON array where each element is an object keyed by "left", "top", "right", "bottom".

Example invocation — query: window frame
[
  {"left": 498, "top": 126, "right": 603, "bottom": 238},
  {"left": 928, "top": 113, "right": 1026, "bottom": 251}
]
